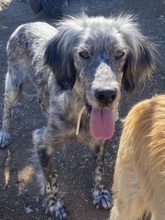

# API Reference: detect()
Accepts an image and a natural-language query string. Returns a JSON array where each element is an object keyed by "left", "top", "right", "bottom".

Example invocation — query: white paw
[
  {"left": 92, "top": 189, "right": 112, "bottom": 210},
  {"left": 47, "top": 201, "right": 67, "bottom": 220},
  {"left": 0, "top": 132, "right": 10, "bottom": 148}
]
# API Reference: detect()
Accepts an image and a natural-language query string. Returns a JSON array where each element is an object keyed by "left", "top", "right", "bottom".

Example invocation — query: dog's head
[{"left": 44, "top": 14, "right": 158, "bottom": 140}]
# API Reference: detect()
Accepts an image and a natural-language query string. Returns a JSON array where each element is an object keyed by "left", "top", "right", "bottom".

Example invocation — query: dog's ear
[
  {"left": 118, "top": 15, "right": 158, "bottom": 94},
  {"left": 44, "top": 35, "right": 76, "bottom": 90},
  {"left": 122, "top": 43, "right": 157, "bottom": 94}
]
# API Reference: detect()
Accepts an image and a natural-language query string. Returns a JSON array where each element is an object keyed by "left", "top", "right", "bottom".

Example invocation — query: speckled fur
[{"left": 0, "top": 14, "right": 157, "bottom": 219}]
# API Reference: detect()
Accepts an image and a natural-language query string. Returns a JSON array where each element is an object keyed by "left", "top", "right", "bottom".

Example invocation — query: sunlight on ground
[
  {"left": 18, "top": 165, "right": 34, "bottom": 194},
  {"left": 4, "top": 150, "right": 11, "bottom": 186},
  {"left": 0, "top": 0, "right": 12, "bottom": 11},
  {"left": 0, "top": 0, "right": 11, "bottom": 28},
  {"left": 18, "top": 165, "right": 34, "bottom": 182},
  {"left": 4, "top": 149, "right": 34, "bottom": 194}
]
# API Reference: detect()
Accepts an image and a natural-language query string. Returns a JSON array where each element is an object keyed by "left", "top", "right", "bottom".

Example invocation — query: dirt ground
[{"left": 0, "top": 0, "right": 165, "bottom": 220}]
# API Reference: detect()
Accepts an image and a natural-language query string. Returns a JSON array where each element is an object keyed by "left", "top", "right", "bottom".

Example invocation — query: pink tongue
[{"left": 89, "top": 108, "right": 115, "bottom": 140}]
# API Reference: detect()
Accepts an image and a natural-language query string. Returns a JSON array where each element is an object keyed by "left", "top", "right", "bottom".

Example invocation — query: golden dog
[{"left": 110, "top": 95, "right": 165, "bottom": 220}]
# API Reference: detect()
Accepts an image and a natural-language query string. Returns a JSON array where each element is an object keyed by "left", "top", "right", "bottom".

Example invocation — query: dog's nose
[{"left": 95, "top": 89, "right": 117, "bottom": 104}]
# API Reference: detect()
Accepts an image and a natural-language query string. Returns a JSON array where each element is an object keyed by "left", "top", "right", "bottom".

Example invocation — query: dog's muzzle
[
  {"left": 76, "top": 92, "right": 116, "bottom": 140},
  {"left": 76, "top": 88, "right": 118, "bottom": 139}
]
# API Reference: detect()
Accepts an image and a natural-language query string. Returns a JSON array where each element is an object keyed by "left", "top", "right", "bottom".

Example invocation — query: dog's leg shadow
[
  {"left": 32, "top": 127, "right": 67, "bottom": 220},
  {"left": 92, "top": 142, "right": 112, "bottom": 210}
]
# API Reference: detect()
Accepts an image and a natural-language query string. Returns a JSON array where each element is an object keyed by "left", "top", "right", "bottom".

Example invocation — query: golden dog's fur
[{"left": 110, "top": 94, "right": 165, "bottom": 220}]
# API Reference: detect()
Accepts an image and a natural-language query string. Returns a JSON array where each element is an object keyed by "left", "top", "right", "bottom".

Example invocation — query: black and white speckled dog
[{"left": 0, "top": 14, "right": 157, "bottom": 219}]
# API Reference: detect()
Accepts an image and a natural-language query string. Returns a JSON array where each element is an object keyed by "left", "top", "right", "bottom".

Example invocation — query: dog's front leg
[
  {"left": 92, "top": 141, "right": 111, "bottom": 210},
  {"left": 0, "top": 89, "right": 20, "bottom": 148},
  {"left": 33, "top": 127, "right": 67, "bottom": 220},
  {"left": 43, "top": 160, "right": 67, "bottom": 220}
]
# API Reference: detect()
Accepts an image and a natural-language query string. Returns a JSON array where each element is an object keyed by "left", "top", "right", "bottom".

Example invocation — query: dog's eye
[
  {"left": 115, "top": 51, "right": 125, "bottom": 59},
  {"left": 79, "top": 51, "right": 90, "bottom": 59}
]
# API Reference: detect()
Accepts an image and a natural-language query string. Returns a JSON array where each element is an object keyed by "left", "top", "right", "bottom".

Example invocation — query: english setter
[
  {"left": 0, "top": 14, "right": 157, "bottom": 219},
  {"left": 110, "top": 95, "right": 165, "bottom": 220}
]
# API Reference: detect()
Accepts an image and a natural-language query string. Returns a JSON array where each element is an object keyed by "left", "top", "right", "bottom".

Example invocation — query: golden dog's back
[{"left": 110, "top": 94, "right": 165, "bottom": 220}]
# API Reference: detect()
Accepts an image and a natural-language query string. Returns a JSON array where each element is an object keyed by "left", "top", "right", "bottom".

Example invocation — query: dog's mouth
[{"left": 84, "top": 99, "right": 115, "bottom": 140}]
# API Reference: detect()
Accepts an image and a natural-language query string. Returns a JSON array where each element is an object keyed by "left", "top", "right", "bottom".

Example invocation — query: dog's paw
[
  {"left": 92, "top": 188, "right": 112, "bottom": 210},
  {"left": 0, "top": 132, "right": 10, "bottom": 148},
  {"left": 46, "top": 201, "right": 67, "bottom": 220}
]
